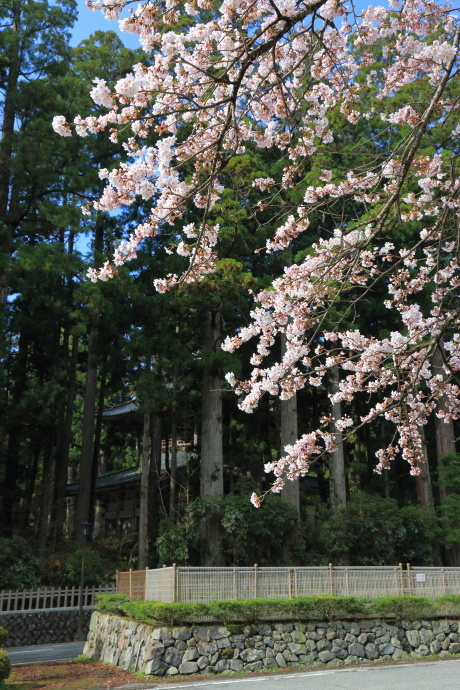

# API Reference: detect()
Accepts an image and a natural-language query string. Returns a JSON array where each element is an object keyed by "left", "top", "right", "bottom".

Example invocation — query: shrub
[
  {"left": 218, "top": 492, "right": 304, "bottom": 566},
  {"left": 155, "top": 519, "right": 198, "bottom": 567},
  {"left": 0, "top": 627, "right": 7, "bottom": 648},
  {"left": 44, "top": 536, "right": 137, "bottom": 586},
  {"left": 93, "top": 593, "right": 131, "bottom": 616},
  {"left": 0, "top": 650, "right": 11, "bottom": 684},
  {"left": 154, "top": 486, "right": 305, "bottom": 568},
  {"left": 437, "top": 595, "right": 460, "bottom": 615},
  {"left": 369, "top": 596, "right": 435, "bottom": 621},
  {"left": 307, "top": 493, "right": 438, "bottom": 566},
  {"left": 45, "top": 547, "right": 115, "bottom": 586},
  {"left": 98, "top": 594, "right": 453, "bottom": 626},
  {"left": 0, "top": 536, "right": 40, "bottom": 590},
  {"left": 437, "top": 453, "right": 460, "bottom": 552},
  {"left": 394, "top": 505, "right": 438, "bottom": 565}
]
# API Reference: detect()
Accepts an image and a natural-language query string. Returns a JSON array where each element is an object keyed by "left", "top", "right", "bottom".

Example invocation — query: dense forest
[{"left": 1, "top": 0, "right": 459, "bottom": 590}]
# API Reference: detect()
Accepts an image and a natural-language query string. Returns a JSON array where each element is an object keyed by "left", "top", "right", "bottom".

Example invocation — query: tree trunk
[
  {"left": 76, "top": 325, "right": 99, "bottom": 544},
  {"left": 93, "top": 438, "right": 109, "bottom": 540},
  {"left": 0, "top": 6, "right": 20, "bottom": 464},
  {"left": 39, "top": 441, "right": 55, "bottom": 557},
  {"left": 53, "top": 335, "right": 79, "bottom": 541},
  {"left": 329, "top": 366, "right": 347, "bottom": 512},
  {"left": 0, "top": 1, "right": 20, "bottom": 310},
  {"left": 91, "top": 373, "right": 106, "bottom": 539},
  {"left": 200, "top": 309, "right": 224, "bottom": 565},
  {"left": 169, "top": 376, "right": 178, "bottom": 524},
  {"left": 280, "top": 333, "right": 300, "bottom": 513},
  {"left": 433, "top": 343, "right": 457, "bottom": 502},
  {"left": 89, "top": 372, "right": 105, "bottom": 535},
  {"left": 138, "top": 411, "right": 151, "bottom": 569},
  {"left": 169, "top": 418, "right": 178, "bottom": 524},
  {"left": 0, "top": 329, "right": 28, "bottom": 535},
  {"left": 148, "top": 411, "right": 162, "bottom": 549},
  {"left": 77, "top": 214, "right": 104, "bottom": 544},
  {"left": 66, "top": 461, "right": 77, "bottom": 540},
  {"left": 432, "top": 343, "right": 460, "bottom": 565},
  {"left": 21, "top": 444, "right": 40, "bottom": 530},
  {"left": 415, "top": 425, "right": 435, "bottom": 512}
]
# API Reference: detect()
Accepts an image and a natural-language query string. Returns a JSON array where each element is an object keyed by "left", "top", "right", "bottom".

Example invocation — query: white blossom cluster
[{"left": 53, "top": 0, "right": 460, "bottom": 502}]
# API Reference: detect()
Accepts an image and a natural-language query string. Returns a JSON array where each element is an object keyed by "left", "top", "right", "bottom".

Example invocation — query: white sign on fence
[{"left": 416, "top": 574, "right": 426, "bottom": 582}]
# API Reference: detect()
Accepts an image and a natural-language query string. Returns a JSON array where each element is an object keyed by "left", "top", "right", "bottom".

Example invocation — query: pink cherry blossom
[{"left": 54, "top": 0, "right": 460, "bottom": 502}]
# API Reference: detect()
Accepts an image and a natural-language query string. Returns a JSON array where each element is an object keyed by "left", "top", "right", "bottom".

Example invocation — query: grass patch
[
  {"left": 96, "top": 593, "right": 460, "bottom": 627},
  {"left": 72, "top": 656, "right": 95, "bottom": 664}
]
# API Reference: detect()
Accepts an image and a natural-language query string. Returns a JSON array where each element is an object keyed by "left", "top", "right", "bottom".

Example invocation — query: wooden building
[{"left": 65, "top": 398, "right": 190, "bottom": 536}]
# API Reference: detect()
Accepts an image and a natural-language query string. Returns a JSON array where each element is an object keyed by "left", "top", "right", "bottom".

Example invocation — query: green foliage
[
  {"left": 438, "top": 595, "right": 460, "bottom": 609},
  {"left": 0, "top": 627, "right": 7, "bottom": 648},
  {"left": 156, "top": 520, "right": 197, "bottom": 567},
  {"left": 395, "top": 505, "right": 439, "bottom": 565},
  {"left": 205, "top": 596, "right": 367, "bottom": 623},
  {"left": 92, "top": 593, "right": 132, "bottom": 616},
  {"left": 219, "top": 486, "right": 303, "bottom": 566},
  {"left": 43, "top": 536, "right": 137, "bottom": 586},
  {"left": 438, "top": 454, "right": 460, "bottom": 550},
  {"left": 156, "top": 486, "right": 304, "bottom": 568},
  {"left": 96, "top": 593, "right": 369, "bottom": 625},
  {"left": 305, "top": 494, "right": 438, "bottom": 566},
  {"left": 0, "top": 650, "right": 11, "bottom": 684},
  {"left": 370, "top": 597, "right": 435, "bottom": 621},
  {"left": 0, "top": 537, "right": 40, "bottom": 590},
  {"left": 1, "top": 12, "right": 458, "bottom": 579},
  {"left": 44, "top": 547, "right": 115, "bottom": 586},
  {"left": 96, "top": 593, "right": 458, "bottom": 626}
]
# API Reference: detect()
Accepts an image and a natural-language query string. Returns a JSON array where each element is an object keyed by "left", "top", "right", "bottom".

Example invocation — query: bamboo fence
[{"left": 115, "top": 565, "right": 460, "bottom": 603}]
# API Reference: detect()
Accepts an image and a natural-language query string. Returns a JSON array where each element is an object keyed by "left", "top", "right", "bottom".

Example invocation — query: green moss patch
[{"left": 96, "top": 593, "right": 460, "bottom": 626}]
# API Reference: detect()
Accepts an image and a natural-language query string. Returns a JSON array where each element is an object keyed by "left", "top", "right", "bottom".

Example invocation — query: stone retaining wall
[
  {"left": 1, "top": 609, "right": 93, "bottom": 647},
  {"left": 84, "top": 612, "right": 460, "bottom": 677}
]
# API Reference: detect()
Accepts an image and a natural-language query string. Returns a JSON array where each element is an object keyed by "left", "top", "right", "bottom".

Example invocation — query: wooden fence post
[
  {"left": 288, "top": 568, "right": 292, "bottom": 600},
  {"left": 406, "top": 563, "right": 412, "bottom": 596},
  {"left": 329, "top": 563, "right": 333, "bottom": 596},
  {"left": 345, "top": 567, "right": 350, "bottom": 597},
  {"left": 399, "top": 563, "right": 404, "bottom": 596},
  {"left": 162, "top": 564, "right": 166, "bottom": 602},
  {"left": 233, "top": 569, "right": 237, "bottom": 601},
  {"left": 294, "top": 568, "right": 298, "bottom": 598},
  {"left": 254, "top": 564, "right": 258, "bottom": 599},
  {"left": 441, "top": 567, "right": 446, "bottom": 595},
  {"left": 129, "top": 569, "right": 132, "bottom": 599},
  {"left": 173, "top": 563, "right": 178, "bottom": 603}
]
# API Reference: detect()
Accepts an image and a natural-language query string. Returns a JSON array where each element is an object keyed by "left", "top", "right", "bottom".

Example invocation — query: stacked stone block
[
  {"left": 83, "top": 612, "right": 460, "bottom": 677},
  {"left": 1, "top": 610, "right": 92, "bottom": 646}
]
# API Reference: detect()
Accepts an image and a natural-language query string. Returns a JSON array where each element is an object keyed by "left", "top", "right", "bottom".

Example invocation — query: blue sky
[
  {"left": 71, "top": 0, "right": 377, "bottom": 49},
  {"left": 70, "top": 0, "right": 382, "bottom": 256},
  {"left": 71, "top": 0, "right": 140, "bottom": 48}
]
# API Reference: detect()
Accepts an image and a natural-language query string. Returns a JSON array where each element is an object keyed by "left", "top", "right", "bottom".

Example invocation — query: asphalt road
[
  {"left": 129, "top": 659, "right": 460, "bottom": 690},
  {"left": 5, "top": 646, "right": 460, "bottom": 689},
  {"left": 5, "top": 641, "right": 85, "bottom": 666}
]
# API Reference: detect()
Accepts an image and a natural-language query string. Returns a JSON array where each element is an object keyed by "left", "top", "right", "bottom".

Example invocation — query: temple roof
[
  {"left": 101, "top": 399, "right": 140, "bottom": 418},
  {"left": 65, "top": 451, "right": 189, "bottom": 495}
]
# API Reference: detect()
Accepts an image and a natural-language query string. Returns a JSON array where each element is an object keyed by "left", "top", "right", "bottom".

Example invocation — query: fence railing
[
  {"left": 116, "top": 569, "right": 147, "bottom": 602},
  {"left": 116, "top": 565, "right": 460, "bottom": 603},
  {"left": 0, "top": 584, "right": 116, "bottom": 612}
]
